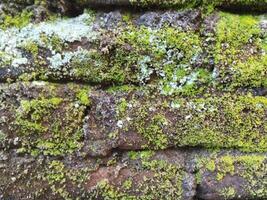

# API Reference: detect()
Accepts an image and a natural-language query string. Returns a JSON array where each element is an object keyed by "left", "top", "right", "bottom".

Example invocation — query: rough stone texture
[
  {"left": 2, "top": 0, "right": 266, "bottom": 14},
  {"left": 0, "top": 1, "right": 267, "bottom": 200},
  {"left": 0, "top": 148, "right": 266, "bottom": 199},
  {"left": 0, "top": 82, "right": 266, "bottom": 199}
]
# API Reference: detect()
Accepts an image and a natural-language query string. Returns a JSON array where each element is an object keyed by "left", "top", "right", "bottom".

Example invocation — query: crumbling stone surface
[{"left": 0, "top": 1, "right": 266, "bottom": 200}]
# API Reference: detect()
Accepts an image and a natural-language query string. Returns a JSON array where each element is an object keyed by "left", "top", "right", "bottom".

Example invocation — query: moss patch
[
  {"left": 198, "top": 153, "right": 267, "bottom": 198},
  {"left": 15, "top": 96, "right": 86, "bottom": 156},
  {"left": 116, "top": 92, "right": 267, "bottom": 152},
  {"left": 0, "top": 10, "right": 33, "bottom": 30}
]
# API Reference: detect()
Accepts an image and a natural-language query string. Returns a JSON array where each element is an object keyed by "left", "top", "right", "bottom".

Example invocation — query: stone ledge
[{"left": 1, "top": 82, "right": 266, "bottom": 157}]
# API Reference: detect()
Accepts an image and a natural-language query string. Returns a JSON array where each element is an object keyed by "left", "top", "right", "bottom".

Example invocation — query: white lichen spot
[
  {"left": 32, "top": 81, "right": 47, "bottom": 86},
  {"left": 11, "top": 57, "right": 28, "bottom": 67},
  {"left": 117, "top": 120, "right": 124, "bottom": 128},
  {"left": 171, "top": 101, "right": 181, "bottom": 109},
  {"left": 48, "top": 47, "right": 90, "bottom": 70},
  {"left": 138, "top": 56, "right": 153, "bottom": 83}
]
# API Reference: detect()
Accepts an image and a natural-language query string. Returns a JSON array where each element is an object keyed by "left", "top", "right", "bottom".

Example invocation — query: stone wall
[{"left": 0, "top": 1, "right": 266, "bottom": 200}]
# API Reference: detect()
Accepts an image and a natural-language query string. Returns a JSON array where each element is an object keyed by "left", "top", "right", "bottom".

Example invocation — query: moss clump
[
  {"left": 15, "top": 97, "right": 85, "bottom": 156},
  {"left": 138, "top": 113, "right": 169, "bottom": 150},
  {"left": 71, "top": 49, "right": 120, "bottom": 84},
  {"left": 0, "top": 10, "right": 33, "bottom": 30},
  {"left": 214, "top": 12, "right": 267, "bottom": 89},
  {"left": 128, "top": 150, "right": 154, "bottom": 160},
  {"left": 216, "top": 156, "right": 235, "bottom": 180},
  {"left": 219, "top": 187, "right": 236, "bottom": 199},
  {"left": 16, "top": 97, "right": 63, "bottom": 134},
  {"left": 122, "top": 101, "right": 169, "bottom": 150},
  {"left": 215, "top": 12, "right": 260, "bottom": 64},
  {"left": 95, "top": 180, "right": 136, "bottom": 200},
  {"left": 106, "top": 85, "right": 138, "bottom": 94},
  {"left": 232, "top": 55, "right": 267, "bottom": 88},
  {"left": 117, "top": 98, "right": 128, "bottom": 118},
  {"left": 206, "top": 160, "right": 216, "bottom": 172},
  {"left": 45, "top": 160, "right": 70, "bottom": 199},
  {"left": 176, "top": 94, "right": 267, "bottom": 152},
  {"left": 76, "top": 87, "right": 91, "bottom": 106}
]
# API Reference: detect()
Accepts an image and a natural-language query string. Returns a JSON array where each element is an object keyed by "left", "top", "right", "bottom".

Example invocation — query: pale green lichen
[
  {"left": 0, "top": 12, "right": 97, "bottom": 69},
  {"left": 114, "top": 25, "right": 209, "bottom": 95}
]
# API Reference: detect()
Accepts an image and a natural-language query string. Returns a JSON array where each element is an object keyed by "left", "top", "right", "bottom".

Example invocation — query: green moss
[
  {"left": 135, "top": 112, "right": 169, "bottom": 150},
  {"left": 44, "top": 160, "right": 90, "bottom": 200},
  {"left": 177, "top": 94, "right": 267, "bottom": 152},
  {"left": 46, "top": 160, "right": 66, "bottom": 185},
  {"left": 195, "top": 171, "right": 202, "bottom": 184},
  {"left": 71, "top": 49, "right": 123, "bottom": 84},
  {"left": 206, "top": 160, "right": 216, "bottom": 172},
  {"left": 90, "top": 150, "right": 185, "bottom": 199},
  {"left": 17, "top": 97, "right": 62, "bottom": 128},
  {"left": 219, "top": 187, "right": 236, "bottom": 199},
  {"left": 122, "top": 179, "right": 133, "bottom": 190},
  {"left": 76, "top": 88, "right": 91, "bottom": 106},
  {"left": 141, "top": 159, "right": 184, "bottom": 200},
  {"left": 22, "top": 41, "right": 39, "bottom": 59},
  {"left": 0, "top": 130, "right": 6, "bottom": 143},
  {"left": 118, "top": 98, "right": 128, "bottom": 116},
  {"left": 217, "top": 156, "right": 235, "bottom": 180},
  {"left": 119, "top": 93, "right": 267, "bottom": 152},
  {"left": 214, "top": 12, "right": 267, "bottom": 89},
  {"left": 232, "top": 55, "right": 267, "bottom": 88},
  {"left": 198, "top": 154, "right": 267, "bottom": 197},
  {"left": 0, "top": 10, "right": 33, "bottom": 30},
  {"left": 15, "top": 96, "right": 85, "bottom": 156},
  {"left": 45, "top": 160, "right": 70, "bottom": 199},
  {"left": 128, "top": 150, "right": 154, "bottom": 161},
  {"left": 215, "top": 12, "right": 260, "bottom": 64},
  {"left": 114, "top": 25, "right": 208, "bottom": 95},
  {"left": 96, "top": 180, "right": 136, "bottom": 200},
  {"left": 106, "top": 85, "right": 138, "bottom": 93}
]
